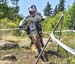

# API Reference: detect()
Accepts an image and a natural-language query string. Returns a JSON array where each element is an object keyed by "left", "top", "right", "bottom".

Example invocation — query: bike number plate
[{"left": 29, "top": 23, "right": 36, "bottom": 31}]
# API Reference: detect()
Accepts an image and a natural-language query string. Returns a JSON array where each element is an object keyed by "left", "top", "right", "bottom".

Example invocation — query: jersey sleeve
[
  {"left": 35, "top": 12, "right": 42, "bottom": 22},
  {"left": 19, "top": 17, "right": 26, "bottom": 27},
  {"left": 36, "top": 12, "right": 46, "bottom": 21}
]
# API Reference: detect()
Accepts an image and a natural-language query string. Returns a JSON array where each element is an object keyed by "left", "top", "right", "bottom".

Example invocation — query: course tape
[
  {"left": 50, "top": 32, "right": 75, "bottom": 55},
  {"left": 0, "top": 28, "right": 75, "bottom": 55},
  {"left": 0, "top": 28, "right": 19, "bottom": 31},
  {"left": 43, "top": 30, "right": 75, "bottom": 34},
  {"left": 0, "top": 27, "right": 75, "bottom": 33}
]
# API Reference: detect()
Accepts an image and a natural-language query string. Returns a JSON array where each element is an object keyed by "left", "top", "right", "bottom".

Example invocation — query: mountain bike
[{"left": 29, "top": 22, "right": 48, "bottom": 61}]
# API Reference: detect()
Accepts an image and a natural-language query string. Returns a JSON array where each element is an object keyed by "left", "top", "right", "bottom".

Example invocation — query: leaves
[
  {"left": 58, "top": 0, "right": 65, "bottom": 11},
  {"left": 44, "top": 2, "right": 52, "bottom": 16}
]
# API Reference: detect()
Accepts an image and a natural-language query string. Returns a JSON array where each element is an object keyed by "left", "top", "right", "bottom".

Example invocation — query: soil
[{"left": 0, "top": 38, "right": 71, "bottom": 64}]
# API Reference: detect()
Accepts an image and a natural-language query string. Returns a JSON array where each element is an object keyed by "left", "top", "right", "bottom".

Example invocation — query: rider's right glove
[{"left": 19, "top": 26, "right": 23, "bottom": 29}]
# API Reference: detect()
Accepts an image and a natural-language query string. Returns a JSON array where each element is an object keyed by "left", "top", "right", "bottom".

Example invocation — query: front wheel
[{"left": 34, "top": 35, "right": 48, "bottom": 62}]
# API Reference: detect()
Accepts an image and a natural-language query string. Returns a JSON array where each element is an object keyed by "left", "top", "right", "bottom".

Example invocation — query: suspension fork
[{"left": 31, "top": 32, "right": 41, "bottom": 53}]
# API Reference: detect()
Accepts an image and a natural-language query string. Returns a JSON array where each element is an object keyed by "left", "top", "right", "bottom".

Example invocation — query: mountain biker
[{"left": 19, "top": 5, "right": 45, "bottom": 48}]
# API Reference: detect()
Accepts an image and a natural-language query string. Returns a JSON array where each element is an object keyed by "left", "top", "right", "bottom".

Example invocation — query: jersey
[{"left": 19, "top": 12, "right": 43, "bottom": 34}]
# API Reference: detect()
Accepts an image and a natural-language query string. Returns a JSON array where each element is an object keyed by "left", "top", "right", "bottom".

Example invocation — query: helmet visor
[
  {"left": 28, "top": 7, "right": 36, "bottom": 14},
  {"left": 29, "top": 11, "right": 36, "bottom": 14}
]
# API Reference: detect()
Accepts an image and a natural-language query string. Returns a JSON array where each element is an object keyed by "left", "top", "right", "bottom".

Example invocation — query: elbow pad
[{"left": 19, "top": 18, "right": 26, "bottom": 27}]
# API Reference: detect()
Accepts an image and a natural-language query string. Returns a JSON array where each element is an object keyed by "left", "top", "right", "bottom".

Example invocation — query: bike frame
[{"left": 30, "top": 30, "right": 42, "bottom": 50}]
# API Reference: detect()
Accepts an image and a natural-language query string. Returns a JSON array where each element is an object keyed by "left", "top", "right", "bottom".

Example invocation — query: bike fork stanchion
[{"left": 34, "top": 37, "right": 51, "bottom": 64}]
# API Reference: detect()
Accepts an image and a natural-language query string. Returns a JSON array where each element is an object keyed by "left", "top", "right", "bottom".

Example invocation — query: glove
[
  {"left": 19, "top": 26, "right": 23, "bottom": 28},
  {"left": 42, "top": 16, "right": 46, "bottom": 19},
  {"left": 41, "top": 16, "right": 46, "bottom": 21}
]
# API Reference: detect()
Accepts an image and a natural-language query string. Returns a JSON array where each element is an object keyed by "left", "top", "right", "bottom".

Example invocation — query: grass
[
  {"left": 0, "top": 31, "right": 75, "bottom": 64},
  {"left": 0, "top": 32, "right": 29, "bottom": 42}
]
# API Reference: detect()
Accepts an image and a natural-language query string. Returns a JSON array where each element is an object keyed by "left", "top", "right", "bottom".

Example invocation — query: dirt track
[
  {"left": 0, "top": 48, "right": 43, "bottom": 64},
  {"left": 0, "top": 39, "right": 49, "bottom": 64},
  {"left": 0, "top": 38, "right": 71, "bottom": 64}
]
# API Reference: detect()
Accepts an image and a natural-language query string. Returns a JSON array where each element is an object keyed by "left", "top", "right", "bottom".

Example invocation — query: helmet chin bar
[{"left": 29, "top": 11, "right": 36, "bottom": 16}]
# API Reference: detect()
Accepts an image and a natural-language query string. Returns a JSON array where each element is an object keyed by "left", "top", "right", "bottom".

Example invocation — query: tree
[
  {"left": 53, "top": 5, "right": 58, "bottom": 16},
  {"left": 0, "top": 0, "right": 8, "bottom": 4},
  {"left": 0, "top": 0, "right": 20, "bottom": 20},
  {"left": 0, "top": 3, "right": 8, "bottom": 18},
  {"left": 65, "top": 1, "right": 75, "bottom": 29},
  {"left": 58, "top": 0, "right": 65, "bottom": 11},
  {"left": 69, "top": 1, "right": 75, "bottom": 29},
  {"left": 10, "top": 0, "right": 19, "bottom": 13},
  {"left": 44, "top": 2, "right": 52, "bottom": 16}
]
